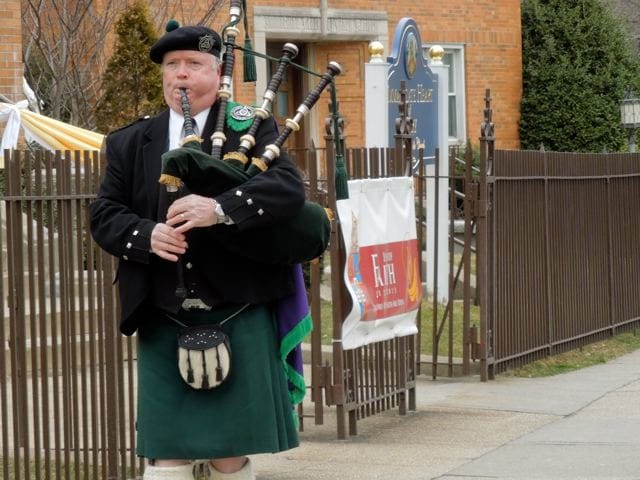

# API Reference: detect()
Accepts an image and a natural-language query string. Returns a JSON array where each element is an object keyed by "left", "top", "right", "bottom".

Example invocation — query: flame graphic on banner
[{"left": 408, "top": 254, "right": 421, "bottom": 303}]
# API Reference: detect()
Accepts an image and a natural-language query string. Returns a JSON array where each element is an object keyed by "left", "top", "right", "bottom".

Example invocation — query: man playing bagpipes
[{"left": 90, "top": 9, "right": 338, "bottom": 478}]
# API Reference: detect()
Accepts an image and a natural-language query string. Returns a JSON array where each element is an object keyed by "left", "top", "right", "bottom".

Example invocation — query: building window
[{"left": 424, "top": 44, "right": 466, "bottom": 145}]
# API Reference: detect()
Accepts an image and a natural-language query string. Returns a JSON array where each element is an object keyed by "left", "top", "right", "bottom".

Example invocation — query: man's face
[{"left": 162, "top": 50, "right": 221, "bottom": 116}]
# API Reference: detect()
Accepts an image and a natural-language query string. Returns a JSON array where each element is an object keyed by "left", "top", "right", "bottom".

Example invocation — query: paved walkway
[{"left": 253, "top": 349, "right": 640, "bottom": 480}]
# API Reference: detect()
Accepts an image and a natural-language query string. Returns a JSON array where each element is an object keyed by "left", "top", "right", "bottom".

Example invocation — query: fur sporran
[
  {"left": 177, "top": 324, "right": 231, "bottom": 389},
  {"left": 169, "top": 303, "right": 250, "bottom": 390}
]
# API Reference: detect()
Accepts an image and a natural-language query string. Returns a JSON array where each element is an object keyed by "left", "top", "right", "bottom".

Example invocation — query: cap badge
[
  {"left": 230, "top": 105, "right": 255, "bottom": 121},
  {"left": 199, "top": 34, "right": 215, "bottom": 53}
]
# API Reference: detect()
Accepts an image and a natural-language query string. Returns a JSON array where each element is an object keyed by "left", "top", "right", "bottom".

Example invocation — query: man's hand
[
  {"left": 150, "top": 223, "right": 187, "bottom": 262},
  {"left": 166, "top": 193, "right": 217, "bottom": 234}
]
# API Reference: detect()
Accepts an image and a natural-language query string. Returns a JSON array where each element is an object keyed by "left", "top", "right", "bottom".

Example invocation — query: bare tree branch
[
  {"left": 22, "top": 0, "right": 127, "bottom": 128},
  {"left": 22, "top": 0, "right": 227, "bottom": 129},
  {"left": 147, "top": 0, "right": 226, "bottom": 30}
]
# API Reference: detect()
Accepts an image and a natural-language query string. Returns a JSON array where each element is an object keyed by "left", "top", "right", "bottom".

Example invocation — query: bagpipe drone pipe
[{"left": 158, "top": 0, "right": 341, "bottom": 268}]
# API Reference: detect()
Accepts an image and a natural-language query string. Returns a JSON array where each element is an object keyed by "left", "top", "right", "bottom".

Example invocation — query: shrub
[
  {"left": 95, "top": 0, "right": 164, "bottom": 133},
  {"left": 520, "top": 0, "right": 640, "bottom": 152}
]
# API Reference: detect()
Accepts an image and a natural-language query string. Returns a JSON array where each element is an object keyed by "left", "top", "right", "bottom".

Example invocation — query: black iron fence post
[
  {"left": 324, "top": 98, "right": 348, "bottom": 438},
  {"left": 478, "top": 88, "right": 495, "bottom": 381}
]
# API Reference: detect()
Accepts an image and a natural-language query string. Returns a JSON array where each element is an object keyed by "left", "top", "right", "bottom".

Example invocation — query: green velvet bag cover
[
  {"left": 161, "top": 147, "right": 331, "bottom": 265},
  {"left": 215, "top": 200, "right": 331, "bottom": 265}
]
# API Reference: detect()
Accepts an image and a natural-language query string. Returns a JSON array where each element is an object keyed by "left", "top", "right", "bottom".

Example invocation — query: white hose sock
[{"left": 143, "top": 463, "right": 194, "bottom": 480}]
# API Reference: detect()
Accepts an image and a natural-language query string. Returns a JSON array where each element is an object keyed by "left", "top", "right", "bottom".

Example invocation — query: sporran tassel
[
  {"left": 187, "top": 352, "right": 194, "bottom": 383},
  {"left": 215, "top": 346, "right": 223, "bottom": 382},
  {"left": 201, "top": 350, "right": 210, "bottom": 389}
]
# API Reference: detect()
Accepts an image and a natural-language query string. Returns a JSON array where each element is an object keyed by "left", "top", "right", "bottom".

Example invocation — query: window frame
[{"left": 423, "top": 43, "right": 467, "bottom": 146}]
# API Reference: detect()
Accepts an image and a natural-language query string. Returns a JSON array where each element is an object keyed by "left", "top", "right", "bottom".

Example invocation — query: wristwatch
[{"left": 211, "top": 198, "right": 230, "bottom": 224}]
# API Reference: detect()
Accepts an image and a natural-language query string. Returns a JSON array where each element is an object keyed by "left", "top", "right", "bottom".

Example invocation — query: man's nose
[{"left": 176, "top": 63, "right": 189, "bottom": 77}]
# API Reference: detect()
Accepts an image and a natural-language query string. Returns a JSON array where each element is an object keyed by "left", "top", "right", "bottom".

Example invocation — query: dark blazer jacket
[{"left": 89, "top": 103, "right": 305, "bottom": 335}]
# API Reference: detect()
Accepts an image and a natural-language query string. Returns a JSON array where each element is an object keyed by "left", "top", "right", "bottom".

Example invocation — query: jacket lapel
[
  {"left": 143, "top": 104, "right": 217, "bottom": 215},
  {"left": 201, "top": 102, "right": 220, "bottom": 155},
  {"left": 143, "top": 110, "right": 169, "bottom": 217}
]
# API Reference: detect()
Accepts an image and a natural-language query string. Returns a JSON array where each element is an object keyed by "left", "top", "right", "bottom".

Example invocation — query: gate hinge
[
  {"left": 325, "top": 384, "right": 345, "bottom": 406},
  {"left": 315, "top": 363, "right": 332, "bottom": 386},
  {"left": 467, "top": 324, "right": 481, "bottom": 361},
  {"left": 316, "top": 363, "right": 344, "bottom": 406},
  {"left": 476, "top": 200, "right": 489, "bottom": 217}
]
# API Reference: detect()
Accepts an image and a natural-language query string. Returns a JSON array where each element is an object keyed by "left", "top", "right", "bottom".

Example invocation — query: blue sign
[{"left": 387, "top": 18, "right": 438, "bottom": 162}]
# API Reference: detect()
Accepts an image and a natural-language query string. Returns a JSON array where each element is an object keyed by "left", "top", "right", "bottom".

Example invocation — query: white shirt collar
[{"left": 168, "top": 107, "right": 211, "bottom": 151}]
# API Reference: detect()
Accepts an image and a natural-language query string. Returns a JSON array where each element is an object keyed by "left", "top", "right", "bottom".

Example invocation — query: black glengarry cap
[{"left": 150, "top": 20, "right": 222, "bottom": 64}]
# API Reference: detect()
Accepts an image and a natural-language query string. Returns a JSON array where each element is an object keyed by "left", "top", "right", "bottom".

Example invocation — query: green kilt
[{"left": 136, "top": 304, "right": 299, "bottom": 459}]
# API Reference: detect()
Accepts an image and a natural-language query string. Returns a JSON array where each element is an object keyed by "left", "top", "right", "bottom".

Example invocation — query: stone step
[
  {"left": 3, "top": 323, "right": 131, "bottom": 376},
  {"left": 3, "top": 270, "right": 91, "bottom": 301},
  {"left": 300, "top": 342, "right": 479, "bottom": 376}
]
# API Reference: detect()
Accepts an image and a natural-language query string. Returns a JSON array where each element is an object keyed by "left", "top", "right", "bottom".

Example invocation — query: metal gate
[{"left": 288, "top": 90, "right": 422, "bottom": 438}]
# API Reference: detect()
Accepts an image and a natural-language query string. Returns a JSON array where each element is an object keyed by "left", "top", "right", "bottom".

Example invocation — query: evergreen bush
[
  {"left": 520, "top": 0, "right": 640, "bottom": 152},
  {"left": 95, "top": 0, "right": 164, "bottom": 133}
]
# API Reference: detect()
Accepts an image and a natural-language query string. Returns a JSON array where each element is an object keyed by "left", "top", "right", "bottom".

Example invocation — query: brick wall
[
  {"left": 0, "top": 1, "right": 23, "bottom": 103},
  {"left": 2, "top": 1, "right": 522, "bottom": 149},
  {"left": 417, "top": 2, "right": 522, "bottom": 149},
  {"left": 242, "top": 0, "right": 522, "bottom": 149}
]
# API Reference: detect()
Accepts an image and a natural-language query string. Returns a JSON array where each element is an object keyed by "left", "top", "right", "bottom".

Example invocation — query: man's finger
[
  {"left": 174, "top": 221, "right": 194, "bottom": 234},
  {"left": 155, "top": 250, "right": 179, "bottom": 262}
]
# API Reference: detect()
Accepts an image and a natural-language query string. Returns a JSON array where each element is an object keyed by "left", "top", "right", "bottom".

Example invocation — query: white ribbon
[{"left": 0, "top": 100, "right": 29, "bottom": 155}]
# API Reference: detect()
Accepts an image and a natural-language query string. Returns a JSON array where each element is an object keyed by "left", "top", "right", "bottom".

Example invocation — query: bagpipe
[{"left": 158, "top": 0, "right": 341, "bottom": 280}]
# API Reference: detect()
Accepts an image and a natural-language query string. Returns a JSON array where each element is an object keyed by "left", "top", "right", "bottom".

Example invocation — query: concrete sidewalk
[{"left": 253, "top": 349, "right": 640, "bottom": 480}]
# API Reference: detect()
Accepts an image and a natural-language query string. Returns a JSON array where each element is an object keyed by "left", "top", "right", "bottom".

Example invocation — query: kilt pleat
[{"left": 136, "top": 304, "right": 299, "bottom": 459}]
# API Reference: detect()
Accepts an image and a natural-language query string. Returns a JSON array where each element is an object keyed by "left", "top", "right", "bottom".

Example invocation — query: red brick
[
  {"left": 2, "top": 0, "right": 522, "bottom": 148},
  {"left": 0, "top": 0, "right": 23, "bottom": 103}
]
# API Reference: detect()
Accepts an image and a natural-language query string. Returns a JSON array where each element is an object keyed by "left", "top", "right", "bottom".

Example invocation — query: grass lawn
[
  {"left": 310, "top": 298, "right": 479, "bottom": 359},
  {"left": 0, "top": 459, "right": 104, "bottom": 480},
  {"left": 502, "top": 331, "right": 640, "bottom": 378},
  {"left": 311, "top": 298, "right": 640, "bottom": 377}
]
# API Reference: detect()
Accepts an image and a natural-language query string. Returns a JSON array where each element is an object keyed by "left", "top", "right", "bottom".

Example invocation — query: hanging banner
[{"left": 337, "top": 177, "right": 422, "bottom": 350}]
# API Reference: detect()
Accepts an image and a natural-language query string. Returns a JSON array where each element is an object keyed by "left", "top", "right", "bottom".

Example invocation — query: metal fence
[
  {"left": 8, "top": 91, "right": 639, "bottom": 476},
  {"left": 484, "top": 148, "right": 640, "bottom": 374},
  {"left": 1, "top": 149, "right": 131, "bottom": 480},
  {"left": 1, "top": 139, "right": 422, "bottom": 477},
  {"left": 477, "top": 91, "right": 640, "bottom": 376}
]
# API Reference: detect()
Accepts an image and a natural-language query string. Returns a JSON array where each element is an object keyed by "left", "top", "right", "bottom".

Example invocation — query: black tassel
[
  {"left": 186, "top": 352, "right": 194, "bottom": 383},
  {"left": 215, "top": 346, "right": 223, "bottom": 381},
  {"left": 243, "top": 37, "right": 256, "bottom": 82},
  {"left": 242, "top": 0, "right": 257, "bottom": 82},
  {"left": 201, "top": 350, "right": 209, "bottom": 388}
]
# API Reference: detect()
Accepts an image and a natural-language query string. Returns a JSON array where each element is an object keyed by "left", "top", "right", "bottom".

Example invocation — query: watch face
[{"left": 213, "top": 200, "right": 228, "bottom": 224}]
